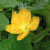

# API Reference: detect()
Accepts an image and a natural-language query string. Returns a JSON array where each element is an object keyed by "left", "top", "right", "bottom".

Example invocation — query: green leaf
[
  {"left": 44, "top": 5, "right": 50, "bottom": 28},
  {"left": 0, "top": 32, "right": 2, "bottom": 40},
  {"left": 32, "top": 28, "right": 48, "bottom": 44},
  {"left": 0, "top": 34, "right": 32, "bottom": 50},
  {"left": 40, "top": 41, "right": 50, "bottom": 50},
  {"left": 0, "top": 0, "right": 17, "bottom": 8},
  {"left": 33, "top": 43, "right": 40, "bottom": 50},
  {"left": 0, "top": 13, "right": 9, "bottom": 31},
  {"left": 17, "top": 0, "right": 31, "bottom": 2}
]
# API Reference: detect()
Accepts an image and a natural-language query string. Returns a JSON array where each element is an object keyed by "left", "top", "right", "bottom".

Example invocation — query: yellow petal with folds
[
  {"left": 19, "top": 9, "right": 31, "bottom": 25},
  {"left": 17, "top": 29, "right": 30, "bottom": 40},
  {"left": 5, "top": 24, "right": 23, "bottom": 34},
  {"left": 11, "top": 10, "right": 21, "bottom": 26},
  {"left": 11, "top": 13, "right": 21, "bottom": 25},
  {"left": 30, "top": 16, "right": 40, "bottom": 31}
]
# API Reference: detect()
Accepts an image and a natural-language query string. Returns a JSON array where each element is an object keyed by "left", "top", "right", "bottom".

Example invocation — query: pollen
[{"left": 20, "top": 24, "right": 30, "bottom": 31}]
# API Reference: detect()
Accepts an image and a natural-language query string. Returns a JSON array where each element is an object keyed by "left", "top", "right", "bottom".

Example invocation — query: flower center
[{"left": 20, "top": 24, "right": 29, "bottom": 31}]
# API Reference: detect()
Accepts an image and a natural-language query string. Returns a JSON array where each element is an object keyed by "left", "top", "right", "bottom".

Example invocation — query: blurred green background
[{"left": 0, "top": 0, "right": 50, "bottom": 50}]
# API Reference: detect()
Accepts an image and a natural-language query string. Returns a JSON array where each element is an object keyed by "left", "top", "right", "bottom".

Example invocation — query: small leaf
[{"left": 0, "top": 13, "right": 9, "bottom": 31}]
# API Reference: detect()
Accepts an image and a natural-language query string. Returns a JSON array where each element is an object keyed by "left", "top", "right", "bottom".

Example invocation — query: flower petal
[
  {"left": 11, "top": 10, "right": 21, "bottom": 26},
  {"left": 5, "top": 24, "right": 23, "bottom": 34},
  {"left": 17, "top": 29, "right": 30, "bottom": 40},
  {"left": 19, "top": 9, "right": 31, "bottom": 25},
  {"left": 30, "top": 16, "right": 40, "bottom": 31}
]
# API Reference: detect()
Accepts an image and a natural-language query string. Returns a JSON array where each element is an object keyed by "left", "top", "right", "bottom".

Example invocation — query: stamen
[{"left": 20, "top": 24, "right": 29, "bottom": 31}]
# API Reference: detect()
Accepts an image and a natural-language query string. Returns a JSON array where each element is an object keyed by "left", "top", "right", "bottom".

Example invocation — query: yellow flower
[{"left": 6, "top": 9, "right": 40, "bottom": 41}]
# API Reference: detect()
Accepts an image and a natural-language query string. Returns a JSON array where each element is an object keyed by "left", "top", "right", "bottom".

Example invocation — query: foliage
[{"left": 0, "top": 0, "right": 50, "bottom": 50}]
